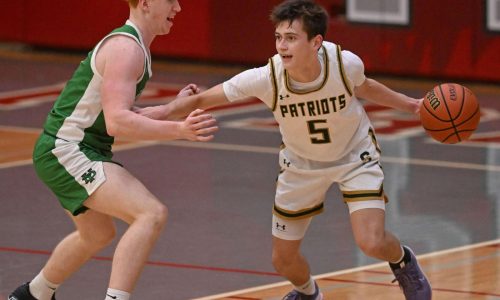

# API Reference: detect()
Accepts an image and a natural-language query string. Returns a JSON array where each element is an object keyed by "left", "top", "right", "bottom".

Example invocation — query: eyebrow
[{"left": 275, "top": 31, "right": 299, "bottom": 36}]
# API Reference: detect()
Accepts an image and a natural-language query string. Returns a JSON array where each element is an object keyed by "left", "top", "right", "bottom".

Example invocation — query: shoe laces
[{"left": 392, "top": 266, "right": 423, "bottom": 292}]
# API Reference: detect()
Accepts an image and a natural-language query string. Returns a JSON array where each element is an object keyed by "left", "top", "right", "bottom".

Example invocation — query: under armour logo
[
  {"left": 81, "top": 168, "right": 97, "bottom": 184},
  {"left": 279, "top": 94, "right": 290, "bottom": 100},
  {"left": 275, "top": 222, "right": 286, "bottom": 231},
  {"left": 283, "top": 159, "right": 291, "bottom": 167}
]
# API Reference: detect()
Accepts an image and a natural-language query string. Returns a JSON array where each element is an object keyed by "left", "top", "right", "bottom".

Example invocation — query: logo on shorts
[
  {"left": 283, "top": 158, "right": 291, "bottom": 168},
  {"left": 360, "top": 151, "right": 372, "bottom": 164},
  {"left": 81, "top": 168, "right": 97, "bottom": 184},
  {"left": 275, "top": 222, "right": 286, "bottom": 231}
]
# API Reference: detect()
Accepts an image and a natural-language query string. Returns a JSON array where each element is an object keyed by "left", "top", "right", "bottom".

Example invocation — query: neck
[
  {"left": 128, "top": 16, "right": 154, "bottom": 48},
  {"left": 287, "top": 57, "right": 321, "bottom": 83}
]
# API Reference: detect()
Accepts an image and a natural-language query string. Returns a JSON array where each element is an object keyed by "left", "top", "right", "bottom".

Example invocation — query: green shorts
[{"left": 33, "top": 133, "right": 118, "bottom": 216}]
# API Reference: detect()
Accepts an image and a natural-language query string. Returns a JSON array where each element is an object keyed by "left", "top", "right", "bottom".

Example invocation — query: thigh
[
  {"left": 33, "top": 134, "right": 108, "bottom": 215},
  {"left": 83, "top": 162, "right": 163, "bottom": 224},
  {"left": 350, "top": 208, "right": 385, "bottom": 243},
  {"left": 272, "top": 236, "right": 303, "bottom": 257},
  {"left": 274, "top": 168, "right": 329, "bottom": 219},
  {"left": 338, "top": 162, "right": 387, "bottom": 213},
  {"left": 272, "top": 213, "right": 312, "bottom": 240},
  {"left": 67, "top": 209, "right": 115, "bottom": 240}
]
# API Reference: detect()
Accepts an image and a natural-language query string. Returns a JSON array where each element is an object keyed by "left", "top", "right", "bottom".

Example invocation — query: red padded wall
[{"left": 0, "top": 0, "right": 498, "bottom": 82}]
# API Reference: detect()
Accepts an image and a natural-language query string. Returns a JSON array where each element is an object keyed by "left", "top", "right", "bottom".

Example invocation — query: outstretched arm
[
  {"left": 97, "top": 35, "right": 218, "bottom": 142},
  {"left": 354, "top": 78, "right": 423, "bottom": 115},
  {"left": 136, "top": 84, "right": 231, "bottom": 120}
]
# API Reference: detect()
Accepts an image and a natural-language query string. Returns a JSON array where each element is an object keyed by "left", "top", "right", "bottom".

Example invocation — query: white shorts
[{"left": 272, "top": 132, "right": 387, "bottom": 240}]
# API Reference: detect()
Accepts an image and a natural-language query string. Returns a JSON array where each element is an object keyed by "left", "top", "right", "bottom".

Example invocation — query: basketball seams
[
  {"left": 438, "top": 84, "right": 461, "bottom": 141},
  {"left": 420, "top": 83, "right": 480, "bottom": 144},
  {"left": 457, "top": 85, "right": 466, "bottom": 120}
]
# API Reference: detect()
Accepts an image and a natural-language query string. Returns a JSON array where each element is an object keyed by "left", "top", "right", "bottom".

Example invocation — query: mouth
[
  {"left": 281, "top": 54, "right": 292, "bottom": 61},
  {"left": 167, "top": 17, "right": 174, "bottom": 24}
]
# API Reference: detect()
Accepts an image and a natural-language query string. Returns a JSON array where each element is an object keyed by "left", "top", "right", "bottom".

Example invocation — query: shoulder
[
  {"left": 223, "top": 65, "right": 272, "bottom": 100},
  {"left": 341, "top": 50, "right": 364, "bottom": 75},
  {"left": 97, "top": 35, "right": 145, "bottom": 67},
  {"left": 340, "top": 50, "right": 366, "bottom": 87},
  {"left": 229, "top": 65, "right": 270, "bottom": 83},
  {"left": 95, "top": 35, "right": 144, "bottom": 77}
]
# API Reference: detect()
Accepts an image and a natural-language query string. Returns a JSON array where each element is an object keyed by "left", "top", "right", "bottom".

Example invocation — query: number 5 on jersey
[{"left": 307, "top": 119, "right": 331, "bottom": 144}]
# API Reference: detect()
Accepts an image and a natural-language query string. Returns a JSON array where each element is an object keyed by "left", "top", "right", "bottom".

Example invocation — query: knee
[
  {"left": 356, "top": 233, "right": 385, "bottom": 257},
  {"left": 142, "top": 203, "right": 168, "bottom": 233},
  {"left": 272, "top": 248, "right": 296, "bottom": 271}
]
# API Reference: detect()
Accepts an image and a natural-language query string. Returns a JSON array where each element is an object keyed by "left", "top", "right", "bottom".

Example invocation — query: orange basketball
[{"left": 420, "top": 83, "right": 480, "bottom": 144}]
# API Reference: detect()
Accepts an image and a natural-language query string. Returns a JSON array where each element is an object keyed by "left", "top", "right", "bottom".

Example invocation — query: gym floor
[{"left": 0, "top": 46, "right": 499, "bottom": 299}]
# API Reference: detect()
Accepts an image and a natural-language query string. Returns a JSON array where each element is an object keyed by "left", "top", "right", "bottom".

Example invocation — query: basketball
[{"left": 420, "top": 83, "right": 480, "bottom": 144}]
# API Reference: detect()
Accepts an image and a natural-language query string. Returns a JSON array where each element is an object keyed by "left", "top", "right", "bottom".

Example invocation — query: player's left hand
[
  {"left": 414, "top": 98, "right": 424, "bottom": 115},
  {"left": 177, "top": 83, "right": 201, "bottom": 98}
]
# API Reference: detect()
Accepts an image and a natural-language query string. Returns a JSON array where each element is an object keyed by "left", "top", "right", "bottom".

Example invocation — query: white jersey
[{"left": 223, "top": 41, "right": 372, "bottom": 162}]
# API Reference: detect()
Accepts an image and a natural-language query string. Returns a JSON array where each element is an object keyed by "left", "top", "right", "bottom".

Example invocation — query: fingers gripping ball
[{"left": 420, "top": 83, "right": 480, "bottom": 144}]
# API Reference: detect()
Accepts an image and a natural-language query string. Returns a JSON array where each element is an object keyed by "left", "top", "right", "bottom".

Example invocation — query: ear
[
  {"left": 139, "top": 0, "right": 150, "bottom": 10},
  {"left": 313, "top": 34, "right": 323, "bottom": 50}
]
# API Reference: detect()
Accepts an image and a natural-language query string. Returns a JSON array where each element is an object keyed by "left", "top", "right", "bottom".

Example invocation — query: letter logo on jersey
[
  {"left": 81, "top": 168, "right": 97, "bottom": 184},
  {"left": 360, "top": 151, "right": 372, "bottom": 164}
]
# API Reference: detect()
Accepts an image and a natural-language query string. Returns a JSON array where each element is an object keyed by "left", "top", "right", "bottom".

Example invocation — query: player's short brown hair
[{"left": 270, "top": 0, "right": 329, "bottom": 40}]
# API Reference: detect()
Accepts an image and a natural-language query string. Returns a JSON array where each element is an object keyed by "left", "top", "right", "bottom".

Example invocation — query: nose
[
  {"left": 174, "top": 0, "right": 181, "bottom": 12},
  {"left": 277, "top": 39, "right": 287, "bottom": 50}
]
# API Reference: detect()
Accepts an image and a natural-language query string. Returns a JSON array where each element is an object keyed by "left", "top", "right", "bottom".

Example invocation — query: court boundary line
[
  {"left": 192, "top": 239, "right": 500, "bottom": 300},
  {"left": 1, "top": 132, "right": 500, "bottom": 172}
]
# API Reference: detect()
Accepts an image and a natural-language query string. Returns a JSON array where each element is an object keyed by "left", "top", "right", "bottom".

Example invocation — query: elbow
[{"left": 105, "top": 117, "right": 120, "bottom": 137}]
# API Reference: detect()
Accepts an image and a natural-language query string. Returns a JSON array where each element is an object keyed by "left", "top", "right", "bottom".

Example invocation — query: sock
[
  {"left": 293, "top": 276, "right": 316, "bottom": 295},
  {"left": 105, "top": 288, "right": 131, "bottom": 300},
  {"left": 29, "top": 270, "right": 59, "bottom": 300},
  {"left": 389, "top": 246, "right": 411, "bottom": 270}
]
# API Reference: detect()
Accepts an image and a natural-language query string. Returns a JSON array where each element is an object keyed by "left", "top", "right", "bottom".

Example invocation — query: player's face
[
  {"left": 275, "top": 19, "right": 319, "bottom": 71},
  {"left": 148, "top": 0, "right": 181, "bottom": 35}
]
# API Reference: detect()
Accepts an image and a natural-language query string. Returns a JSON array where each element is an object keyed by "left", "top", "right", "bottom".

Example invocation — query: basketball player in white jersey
[
  {"left": 136, "top": 0, "right": 432, "bottom": 299},
  {"left": 9, "top": 1, "right": 218, "bottom": 300}
]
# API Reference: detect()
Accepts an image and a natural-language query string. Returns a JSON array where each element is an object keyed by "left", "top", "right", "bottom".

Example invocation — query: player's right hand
[{"left": 180, "top": 109, "right": 218, "bottom": 142}]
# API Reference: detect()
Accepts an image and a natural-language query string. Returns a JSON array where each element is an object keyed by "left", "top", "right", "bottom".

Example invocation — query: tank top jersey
[
  {"left": 42, "top": 20, "right": 152, "bottom": 157},
  {"left": 223, "top": 41, "right": 372, "bottom": 162}
]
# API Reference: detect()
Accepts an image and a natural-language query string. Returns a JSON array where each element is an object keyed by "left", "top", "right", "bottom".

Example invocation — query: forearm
[
  {"left": 356, "top": 78, "right": 420, "bottom": 114},
  {"left": 162, "top": 96, "right": 203, "bottom": 120},
  {"left": 163, "top": 83, "right": 229, "bottom": 120},
  {"left": 106, "top": 110, "right": 182, "bottom": 141}
]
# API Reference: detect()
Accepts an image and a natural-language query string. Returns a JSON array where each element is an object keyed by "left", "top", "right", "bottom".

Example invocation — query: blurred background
[{"left": 2, "top": 0, "right": 499, "bottom": 82}]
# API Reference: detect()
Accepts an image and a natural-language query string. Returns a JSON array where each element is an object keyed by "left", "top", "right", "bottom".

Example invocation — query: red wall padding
[{"left": 1, "top": 0, "right": 498, "bottom": 82}]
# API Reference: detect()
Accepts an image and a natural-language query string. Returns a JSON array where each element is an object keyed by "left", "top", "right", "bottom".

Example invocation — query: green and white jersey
[{"left": 43, "top": 20, "right": 152, "bottom": 157}]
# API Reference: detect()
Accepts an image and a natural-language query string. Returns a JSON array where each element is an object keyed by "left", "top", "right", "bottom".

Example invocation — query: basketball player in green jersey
[
  {"left": 9, "top": 1, "right": 218, "bottom": 300},
  {"left": 136, "top": 1, "right": 432, "bottom": 299}
]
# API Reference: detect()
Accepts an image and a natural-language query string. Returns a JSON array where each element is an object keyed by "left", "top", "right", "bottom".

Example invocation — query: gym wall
[{"left": 1, "top": 0, "right": 498, "bottom": 82}]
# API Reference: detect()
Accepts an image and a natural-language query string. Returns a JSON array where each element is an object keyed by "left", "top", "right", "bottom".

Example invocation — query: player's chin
[
  {"left": 281, "top": 59, "right": 294, "bottom": 69},
  {"left": 160, "top": 23, "right": 173, "bottom": 35},
  {"left": 160, "top": 28, "right": 172, "bottom": 35}
]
